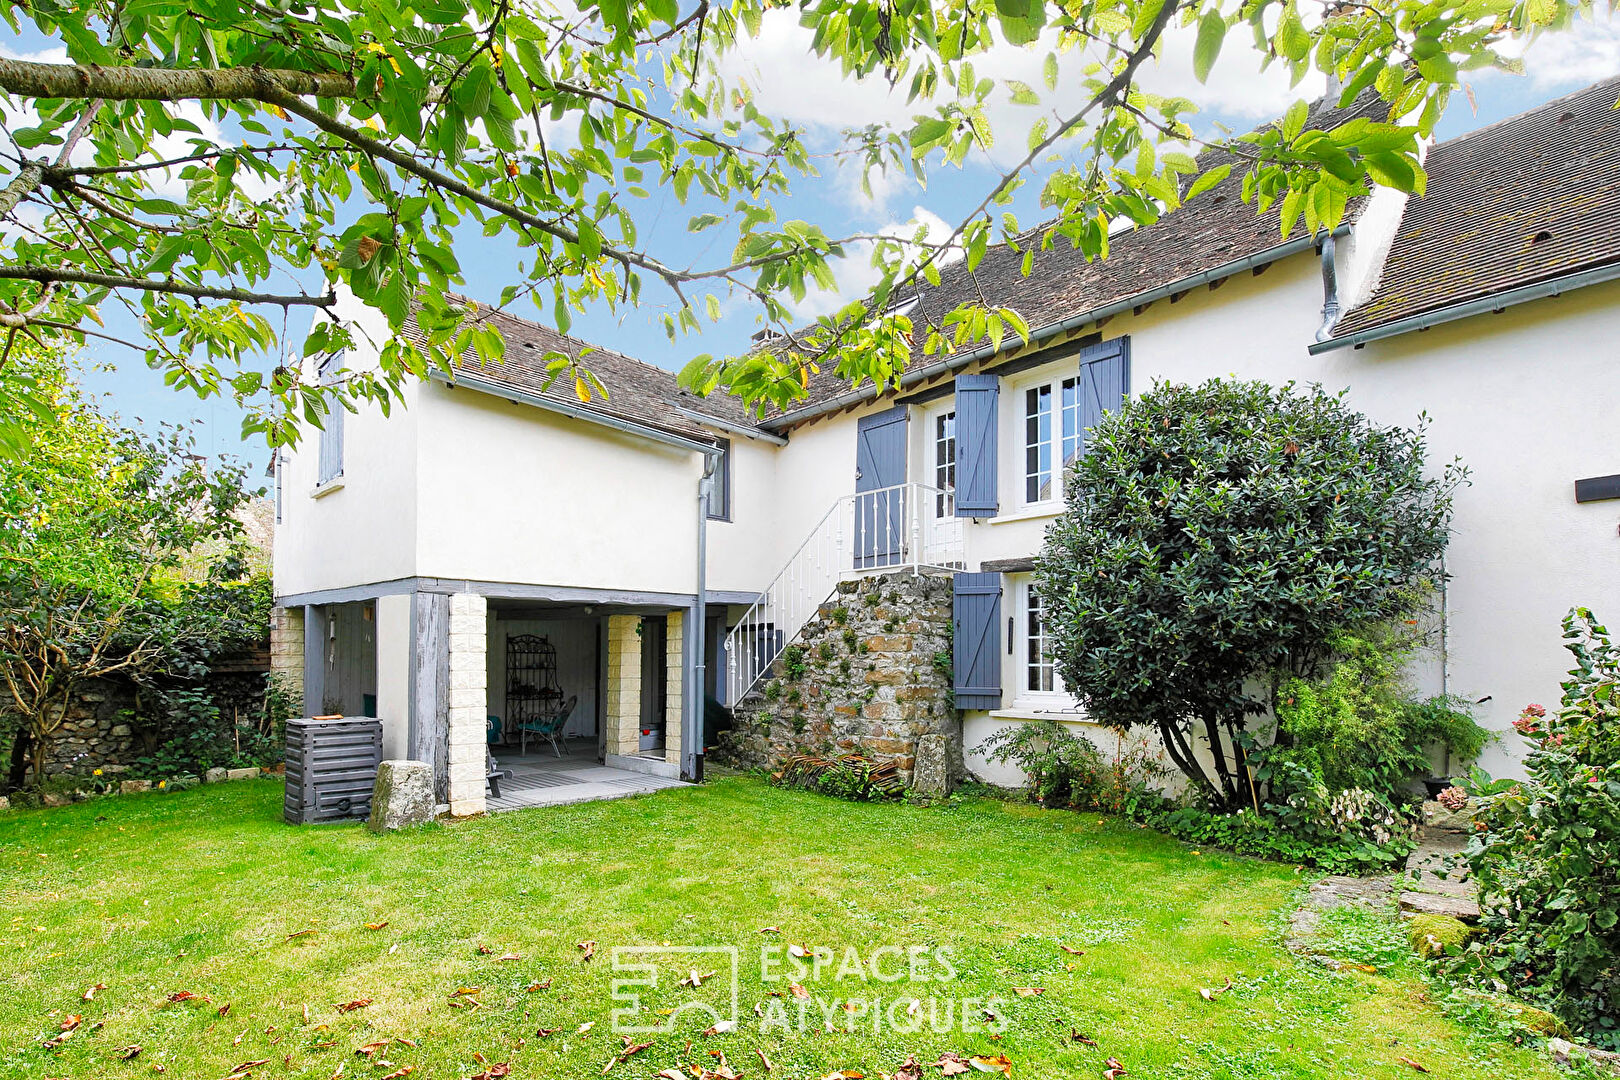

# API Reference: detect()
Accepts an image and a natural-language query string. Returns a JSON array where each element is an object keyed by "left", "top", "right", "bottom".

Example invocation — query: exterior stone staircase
[{"left": 714, "top": 571, "right": 958, "bottom": 787}]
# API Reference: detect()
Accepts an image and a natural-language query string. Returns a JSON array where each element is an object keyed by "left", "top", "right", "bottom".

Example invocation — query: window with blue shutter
[
  {"left": 953, "top": 572, "right": 1002, "bottom": 711},
  {"left": 316, "top": 356, "right": 345, "bottom": 487},
  {"left": 953, "top": 374, "right": 999, "bottom": 518},
  {"left": 1016, "top": 337, "right": 1130, "bottom": 507}
]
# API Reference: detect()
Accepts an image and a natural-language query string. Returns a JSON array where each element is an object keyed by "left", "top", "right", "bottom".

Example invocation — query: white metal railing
[{"left": 723, "top": 482, "right": 963, "bottom": 707}]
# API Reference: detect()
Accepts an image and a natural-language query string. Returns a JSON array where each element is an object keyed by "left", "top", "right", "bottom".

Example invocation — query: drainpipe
[
  {"left": 685, "top": 449, "right": 721, "bottom": 783},
  {"left": 1314, "top": 229, "right": 1342, "bottom": 343}
]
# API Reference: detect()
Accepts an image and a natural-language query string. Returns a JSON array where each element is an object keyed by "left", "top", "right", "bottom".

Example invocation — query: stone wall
[
  {"left": 269, "top": 606, "right": 305, "bottom": 704},
  {"left": 716, "top": 571, "right": 959, "bottom": 785}
]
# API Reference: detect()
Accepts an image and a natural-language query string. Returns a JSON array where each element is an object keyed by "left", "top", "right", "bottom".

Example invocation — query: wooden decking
[{"left": 485, "top": 740, "right": 688, "bottom": 811}]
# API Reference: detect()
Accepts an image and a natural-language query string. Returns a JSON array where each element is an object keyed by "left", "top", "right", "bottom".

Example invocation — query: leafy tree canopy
[
  {"left": 0, "top": 341, "right": 256, "bottom": 784},
  {"left": 0, "top": 0, "right": 1579, "bottom": 447},
  {"left": 1036, "top": 378, "right": 1462, "bottom": 810}
]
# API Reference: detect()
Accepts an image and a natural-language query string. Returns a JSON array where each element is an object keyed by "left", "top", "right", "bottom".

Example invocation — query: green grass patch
[{"left": 0, "top": 777, "right": 1558, "bottom": 1080}]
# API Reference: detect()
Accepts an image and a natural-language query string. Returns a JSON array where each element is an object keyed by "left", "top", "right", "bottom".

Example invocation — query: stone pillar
[
  {"left": 604, "top": 615, "right": 642, "bottom": 757},
  {"left": 269, "top": 606, "right": 306, "bottom": 708},
  {"left": 664, "top": 610, "right": 684, "bottom": 765},
  {"left": 445, "top": 592, "right": 487, "bottom": 817}
]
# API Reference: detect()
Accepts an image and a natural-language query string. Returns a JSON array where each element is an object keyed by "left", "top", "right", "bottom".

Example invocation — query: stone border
[{"left": 1, "top": 765, "right": 276, "bottom": 811}]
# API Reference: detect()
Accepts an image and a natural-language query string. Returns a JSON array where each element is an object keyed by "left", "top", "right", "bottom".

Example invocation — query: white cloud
[{"left": 1489, "top": 11, "right": 1620, "bottom": 91}]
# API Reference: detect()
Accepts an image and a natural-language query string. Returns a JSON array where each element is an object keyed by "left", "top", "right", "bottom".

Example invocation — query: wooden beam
[{"left": 409, "top": 592, "right": 451, "bottom": 802}]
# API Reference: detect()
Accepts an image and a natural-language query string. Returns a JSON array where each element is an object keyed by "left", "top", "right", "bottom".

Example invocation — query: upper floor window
[
  {"left": 707, "top": 438, "right": 732, "bottom": 521},
  {"left": 316, "top": 357, "right": 344, "bottom": 487},
  {"left": 934, "top": 411, "right": 955, "bottom": 517},
  {"left": 1023, "top": 377, "right": 1085, "bottom": 506}
]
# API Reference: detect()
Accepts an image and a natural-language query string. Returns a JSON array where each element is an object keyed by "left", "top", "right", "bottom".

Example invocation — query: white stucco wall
[{"left": 704, "top": 434, "right": 782, "bottom": 594}]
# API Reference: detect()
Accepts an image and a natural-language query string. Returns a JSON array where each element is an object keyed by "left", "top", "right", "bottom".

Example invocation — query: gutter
[
  {"left": 1309, "top": 259, "right": 1620, "bottom": 354},
  {"left": 687, "top": 454, "right": 720, "bottom": 783},
  {"left": 760, "top": 225, "right": 1350, "bottom": 433},
  {"left": 673, "top": 405, "right": 789, "bottom": 446},
  {"left": 428, "top": 368, "right": 719, "bottom": 456}
]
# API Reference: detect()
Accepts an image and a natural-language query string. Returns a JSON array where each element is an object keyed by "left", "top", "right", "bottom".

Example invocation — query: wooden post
[
  {"left": 302, "top": 604, "right": 327, "bottom": 717},
  {"left": 408, "top": 592, "right": 451, "bottom": 803}
]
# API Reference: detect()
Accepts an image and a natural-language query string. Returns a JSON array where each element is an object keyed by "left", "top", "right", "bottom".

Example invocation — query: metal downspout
[
  {"left": 1314, "top": 230, "right": 1342, "bottom": 342},
  {"left": 686, "top": 450, "right": 720, "bottom": 782}
]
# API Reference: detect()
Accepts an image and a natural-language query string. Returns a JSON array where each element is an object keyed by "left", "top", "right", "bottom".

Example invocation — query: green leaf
[{"left": 1194, "top": 12, "right": 1225, "bottom": 83}]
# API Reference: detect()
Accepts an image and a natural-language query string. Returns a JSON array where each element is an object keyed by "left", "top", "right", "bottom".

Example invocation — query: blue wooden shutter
[
  {"left": 1077, "top": 337, "right": 1130, "bottom": 453},
  {"left": 953, "top": 374, "right": 999, "bottom": 518},
  {"left": 953, "top": 572, "right": 1002, "bottom": 710}
]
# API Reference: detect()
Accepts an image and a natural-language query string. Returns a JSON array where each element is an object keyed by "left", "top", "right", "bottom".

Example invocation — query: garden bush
[
  {"left": 1461, "top": 608, "right": 1620, "bottom": 1044},
  {"left": 981, "top": 720, "right": 1166, "bottom": 815}
]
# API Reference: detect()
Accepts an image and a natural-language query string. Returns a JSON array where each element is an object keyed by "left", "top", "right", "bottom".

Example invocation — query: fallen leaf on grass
[
  {"left": 891, "top": 1054, "right": 922, "bottom": 1080},
  {"left": 327, "top": 1065, "right": 344, "bottom": 1080},
  {"left": 934, "top": 1053, "right": 971, "bottom": 1077},
  {"left": 534, "top": 1028, "right": 558, "bottom": 1038},
  {"left": 83, "top": 984, "right": 107, "bottom": 1001},
  {"left": 817, "top": 1071, "right": 862, "bottom": 1080},
  {"left": 970, "top": 1054, "right": 1011, "bottom": 1076},
  {"left": 59, "top": 1015, "right": 82, "bottom": 1032},
  {"left": 463, "top": 1064, "right": 508, "bottom": 1080},
  {"left": 218, "top": 1003, "right": 231, "bottom": 1017},
  {"left": 525, "top": 979, "right": 552, "bottom": 992},
  {"left": 41, "top": 1031, "right": 72, "bottom": 1050},
  {"left": 701, "top": 1020, "right": 737, "bottom": 1035},
  {"left": 656, "top": 1072, "right": 685, "bottom": 1080},
  {"left": 494, "top": 953, "right": 522, "bottom": 963},
  {"left": 681, "top": 970, "right": 716, "bottom": 988},
  {"left": 378, "top": 1068, "right": 414, "bottom": 1080},
  {"left": 789, "top": 983, "right": 809, "bottom": 1000},
  {"left": 1011, "top": 987, "right": 1043, "bottom": 997},
  {"left": 451, "top": 987, "right": 482, "bottom": 997},
  {"left": 333, "top": 999, "right": 373, "bottom": 1013},
  {"left": 287, "top": 930, "right": 317, "bottom": 940},
  {"left": 1103, "top": 1057, "right": 1128, "bottom": 1080},
  {"left": 115, "top": 1045, "right": 142, "bottom": 1061},
  {"left": 1059, "top": 945, "right": 1085, "bottom": 956},
  {"left": 166, "top": 991, "right": 210, "bottom": 1005},
  {"left": 365, "top": 922, "right": 389, "bottom": 931},
  {"left": 1396, "top": 1058, "right": 1429, "bottom": 1073},
  {"left": 577, "top": 940, "right": 597, "bottom": 961},
  {"left": 1197, "top": 978, "right": 1234, "bottom": 1002},
  {"left": 577, "top": 1021, "right": 595, "bottom": 1035},
  {"left": 227, "top": 1060, "right": 270, "bottom": 1076},
  {"left": 1069, "top": 1030, "right": 1097, "bottom": 1047},
  {"left": 476, "top": 944, "right": 494, "bottom": 955},
  {"left": 357, "top": 1042, "right": 390, "bottom": 1058},
  {"left": 756, "top": 1048, "right": 775, "bottom": 1072}
]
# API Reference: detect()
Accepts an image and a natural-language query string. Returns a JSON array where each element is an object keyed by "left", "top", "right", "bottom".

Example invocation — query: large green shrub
[
  {"left": 1037, "top": 378, "right": 1463, "bottom": 811},
  {"left": 1463, "top": 608, "right": 1620, "bottom": 1043}
]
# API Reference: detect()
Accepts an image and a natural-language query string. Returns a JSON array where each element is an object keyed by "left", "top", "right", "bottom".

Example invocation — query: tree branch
[
  {"left": 0, "top": 57, "right": 357, "bottom": 102},
  {"left": 0, "top": 266, "right": 334, "bottom": 306}
]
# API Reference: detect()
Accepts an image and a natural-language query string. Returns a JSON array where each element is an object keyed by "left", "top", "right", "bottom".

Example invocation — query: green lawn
[{"left": 0, "top": 776, "right": 1557, "bottom": 1080}]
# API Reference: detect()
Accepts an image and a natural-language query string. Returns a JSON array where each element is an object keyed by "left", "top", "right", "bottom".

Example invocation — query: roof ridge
[{"left": 1431, "top": 74, "right": 1620, "bottom": 151}]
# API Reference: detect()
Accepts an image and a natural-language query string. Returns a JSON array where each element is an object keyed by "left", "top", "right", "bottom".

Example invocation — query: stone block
[
  {"left": 368, "top": 759, "right": 435, "bottom": 832},
  {"left": 865, "top": 634, "right": 914, "bottom": 653},
  {"left": 448, "top": 740, "right": 484, "bottom": 766},
  {"left": 1420, "top": 799, "right": 1477, "bottom": 834},
  {"left": 110, "top": 724, "right": 132, "bottom": 737},
  {"left": 1399, "top": 890, "right": 1481, "bottom": 922},
  {"left": 42, "top": 791, "right": 71, "bottom": 808},
  {"left": 204, "top": 767, "right": 229, "bottom": 784},
  {"left": 119, "top": 779, "right": 152, "bottom": 795},
  {"left": 226, "top": 767, "right": 259, "bottom": 782},
  {"left": 913, "top": 733, "right": 951, "bottom": 795},
  {"left": 0, "top": 796, "right": 8, "bottom": 812},
  {"left": 448, "top": 797, "right": 485, "bottom": 818}
]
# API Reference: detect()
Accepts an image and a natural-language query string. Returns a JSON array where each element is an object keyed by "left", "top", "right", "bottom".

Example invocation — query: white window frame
[
  {"left": 1013, "top": 369, "right": 1086, "bottom": 511},
  {"left": 932, "top": 408, "right": 955, "bottom": 518},
  {"left": 1013, "top": 576, "right": 1073, "bottom": 708},
  {"left": 316, "top": 355, "right": 345, "bottom": 488}
]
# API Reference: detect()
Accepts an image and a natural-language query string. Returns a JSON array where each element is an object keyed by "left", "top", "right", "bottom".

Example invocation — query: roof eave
[
  {"left": 761, "top": 225, "right": 1347, "bottom": 433},
  {"left": 1309, "top": 258, "right": 1620, "bottom": 354},
  {"left": 428, "top": 368, "right": 722, "bottom": 458}
]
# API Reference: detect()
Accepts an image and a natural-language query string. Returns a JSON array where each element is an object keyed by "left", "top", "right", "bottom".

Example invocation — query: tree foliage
[
  {"left": 0, "top": 0, "right": 1579, "bottom": 447},
  {"left": 0, "top": 344, "right": 256, "bottom": 785},
  {"left": 1035, "top": 378, "right": 1462, "bottom": 810}
]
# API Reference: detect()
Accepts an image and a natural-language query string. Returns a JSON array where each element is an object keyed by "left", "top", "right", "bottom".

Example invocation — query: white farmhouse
[{"left": 273, "top": 77, "right": 1620, "bottom": 814}]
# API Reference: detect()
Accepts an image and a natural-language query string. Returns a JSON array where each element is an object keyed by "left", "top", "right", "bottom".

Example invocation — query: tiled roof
[
  {"left": 758, "top": 90, "right": 1391, "bottom": 421},
  {"left": 400, "top": 297, "right": 756, "bottom": 444},
  {"left": 1330, "top": 76, "right": 1620, "bottom": 340}
]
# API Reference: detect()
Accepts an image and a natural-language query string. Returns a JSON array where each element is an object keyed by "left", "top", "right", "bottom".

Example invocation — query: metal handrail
[{"left": 722, "top": 482, "right": 963, "bottom": 707}]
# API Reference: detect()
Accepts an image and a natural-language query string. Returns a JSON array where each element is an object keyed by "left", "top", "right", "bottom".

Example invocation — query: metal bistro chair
[{"left": 518, "top": 695, "right": 577, "bottom": 757}]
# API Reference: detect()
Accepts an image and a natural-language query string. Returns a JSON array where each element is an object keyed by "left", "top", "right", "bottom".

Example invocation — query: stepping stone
[{"left": 1399, "top": 890, "right": 1480, "bottom": 922}]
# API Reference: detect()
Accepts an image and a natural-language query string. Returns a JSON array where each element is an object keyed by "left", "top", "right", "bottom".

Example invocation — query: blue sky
[{"left": 3, "top": 13, "right": 1617, "bottom": 471}]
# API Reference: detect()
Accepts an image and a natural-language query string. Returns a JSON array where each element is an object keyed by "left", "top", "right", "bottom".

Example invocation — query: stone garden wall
[{"left": 715, "top": 571, "right": 960, "bottom": 786}]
